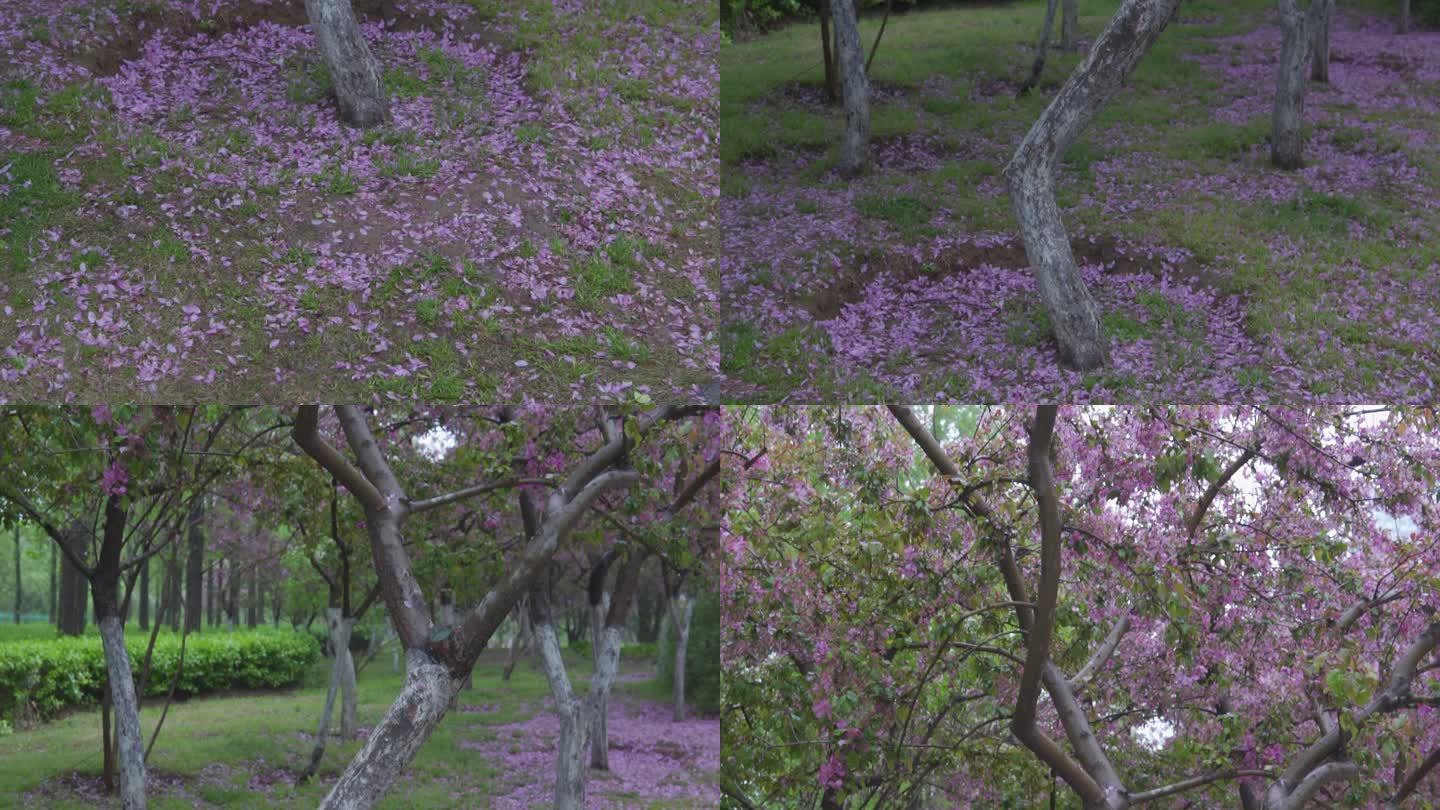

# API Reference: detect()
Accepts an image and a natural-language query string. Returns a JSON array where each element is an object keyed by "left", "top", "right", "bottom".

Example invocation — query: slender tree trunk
[
  {"left": 14, "top": 525, "right": 21, "bottom": 623},
  {"left": 1022, "top": 0, "right": 1062, "bottom": 94},
  {"left": 1061, "top": 0, "right": 1079, "bottom": 51},
  {"left": 1310, "top": 0, "right": 1331, "bottom": 82},
  {"left": 589, "top": 592, "right": 611, "bottom": 770},
  {"left": 317, "top": 649, "right": 460, "bottom": 810},
  {"left": 672, "top": 595, "right": 694, "bottom": 722},
  {"left": 1399, "top": 0, "right": 1410, "bottom": 33},
  {"left": 338, "top": 616, "right": 357, "bottom": 737},
  {"left": 820, "top": 0, "right": 838, "bottom": 104},
  {"left": 48, "top": 541, "right": 55, "bottom": 624},
  {"left": 272, "top": 585, "right": 282, "bottom": 627},
  {"left": 831, "top": 0, "right": 870, "bottom": 178},
  {"left": 302, "top": 654, "right": 341, "bottom": 780},
  {"left": 166, "top": 556, "right": 181, "bottom": 632},
  {"left": 92, "top": 496, "right": 145, "bottom": 809},
  {"left": 184, "top": 504, "right": 204, "bottom": 633},
  {"left": 247, "top": 567, "right": 259, "bottom": 628},
  {"left": 1005, "top": 0, "right": 1183, "bottom": 371},
  {"left": 226, "top": 562, "right": 239, "bottom": 630},
  {"left": 1272, "top": 0, "right": 1328, "bottom": 169},
  {"left": 304, "top": 0, "right": 389, "bottom": 127},
  {"left": 503, "top": 603, "right": 532, "bottom": 681},
  {"left": 138, "top": 559, "right": 149, "bottom": 631}
]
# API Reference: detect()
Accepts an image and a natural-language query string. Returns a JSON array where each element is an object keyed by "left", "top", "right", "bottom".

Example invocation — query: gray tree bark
[
  {"left": 304, "top": 0, "right": 389, "bottom": 128},
  {"left": 588, "top": 591, "right": 611, "bottom": 770},
  {"left": 830, "top": 0, "right": 869, "bottom": 178},
  {"left": 1399, "top": 0, "right": 1410, "bottom": 33},
  {"left": 138, "top": 558, "right": 149, "bottom": 630},
  {"left": 318, "top": 650, "right": 459, "bottom": 810},
  {"left": 671, "top": 595, "right": 694, "bottom": 722},
  {"left": 1004, "top": 0, "right": 1183, "bottom": 371},
  {"left": 92, "top": 498, "right": 145, "bottom": 810},
  {"left": 1272, "top": 0, "right": 1330, "bottom": 169}
]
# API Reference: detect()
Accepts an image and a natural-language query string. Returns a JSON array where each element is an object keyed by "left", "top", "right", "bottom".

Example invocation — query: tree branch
[
  {"left": 1390, "top": 746, "right": 1440, "bottom": 808},
  {"left": 1186, "top": 446, "right": 1257, "bottom": 540},
  {"left": 292, "top": 406, "right": 384, "bottom": 513},
  {"left": 1131, "top": 769, "right": 1273, "bottom": 803},
  {"left": 1071, "top": 612, "right": 1132, "bottom": 692}
]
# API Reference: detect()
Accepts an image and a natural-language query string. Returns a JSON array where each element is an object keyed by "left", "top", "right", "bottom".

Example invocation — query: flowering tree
[
  {"left": 0, "top": 406, "right": 287, "bottom": 809},
  {"left": 724, "top": 406, "right": 1440, "bottom": 809},
  {"left": 293, "top": 403, "right": 711, "bottom": 810}
]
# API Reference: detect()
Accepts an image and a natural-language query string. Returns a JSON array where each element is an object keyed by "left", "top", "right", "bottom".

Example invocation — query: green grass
[
  {"left": 0, "top": 152, "right": 76, "bottom": 273},
  {"left": 0, "top": 648, "right": 673, "bottom": 808}
]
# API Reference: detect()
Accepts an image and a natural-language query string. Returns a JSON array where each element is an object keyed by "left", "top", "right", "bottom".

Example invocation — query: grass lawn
[
  {"left": 719, "top": 0, "right": 1440, "bottom": 400},
  {"left": 0, "top": 646, "right": 718, "bottom": 808},
  {"left": 0, "top": 0, "right": 717, "bottom": 401}
]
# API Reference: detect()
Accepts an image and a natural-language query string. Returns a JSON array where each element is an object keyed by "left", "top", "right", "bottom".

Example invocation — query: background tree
[{"left": 304, "top": 0, "right": 388, "bottom": 127}]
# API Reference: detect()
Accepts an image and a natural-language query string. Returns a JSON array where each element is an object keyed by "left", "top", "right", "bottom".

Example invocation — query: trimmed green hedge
[{"left": 0, "top": 629, "right": 319, "bottom": 724}]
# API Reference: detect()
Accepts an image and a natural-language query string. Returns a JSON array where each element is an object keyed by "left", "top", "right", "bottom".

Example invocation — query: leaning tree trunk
[
  {"left": 304, "top": 0, "right": 389, "bottom": 128},
  {"left": 672, "top": 594, "right": 694, "bottom": 722},
  {"left": 318, "top": 649, "right": 460, "bottom": 810},
  {"left": 300, "top": 607, "right": 353, "bottom": 782},
  {"left": 1061, "top": 0, "right": 1079, "bottom": 51},
  {"left": 1004, "top": 0, "right": 1184, "bottom": 371},
  {"left": 831, "top": 0, "right": 870, "bottom": 178},
  {"left": 1310, "top": 0, "right": 1331, "bottom": 82},
  {"left": 1272, "top": 0, "right": 1329, "bottom": 169},
  {"left": 97, "top": 614, "right": 146, "bottom": 808},
  {"left": 1022, "top": 0, "right": 1062, "bottom": 94}
]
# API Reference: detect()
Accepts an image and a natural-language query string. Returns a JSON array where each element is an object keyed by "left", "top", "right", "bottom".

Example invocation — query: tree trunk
[
  {"left": 48, "top": 541, "right": 55, "bottom": 624},
  {"left": 1400, "top": 0, "right": 1410, "bottom": 34},
  {"left": 831, "top": 0, "right": 869, "bottom": 178},
  {"left": 97, "top": 615, "right": 146, "bottom": 809},
  {"left": 58, "top": 526, "right": 88, "bottom": 635},
  {"left": 1022, "top": 0, "right": 1062, "bottom": 94},
  {"left": 304, "top": 0, "right": 389, "bottom": 128},
  {"left": 166, "top": 556, "right": 181, "bottom": 632},
  {"left": 1004, "top": 0, "right": 1183, "bottom": 372},
  {"left": 672, "top": 595, "right": 694, "bottom": 722},
  {"left": 317, "top": 649, "right": 459, "bottom": 810},
  {"left": 536, "top": 621, "right": 590, "bottom": 810},
  {"left": 1061, "top": 0, "right": 1079, "bottom": 51},
  {"left": 300, "top": 646, "right": 342, "bottom": 783},
  {"left": 226, "top": 562, "right": 239, "bottom": 630},
  {"left": 820, "top": 0, "right": 838, "bottom": 104},
  {"left": 1310, "top": 0, "right": 1331, "bottom": 82},
  {"left": 184, "top": 504, "right": 204, "bottom": 633},
  {"left": 14, "top": 525, "right": 21, "bottom": 623},
  {"left": 503, "top": 603, "right": 532, "bottom": 681},
  {"left": 138, "top": 559, "right": 149, "bottom": 631},
  {"left": 338, "top": 615, "right": 357, "bottom": 737},
  {"left": 247, "top": 567, "right": 259, "bottom": 628},
  {"left": 589, "top": 593, "right": 611, "bottom": 770},
  {"left": 1272, "top": 0, "right": 1328, "bottom": 169}
]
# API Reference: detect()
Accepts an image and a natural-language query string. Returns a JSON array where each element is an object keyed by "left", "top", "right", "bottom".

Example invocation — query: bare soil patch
[{"left": 805, "top": 234, "right": 1219, "bottom": 319}]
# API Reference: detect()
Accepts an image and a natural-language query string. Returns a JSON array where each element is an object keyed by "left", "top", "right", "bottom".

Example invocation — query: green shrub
[
  {"left": 658, "top": 591, "right": 719, "bottom": 713},
  {"left": 0, "top": 629, "right": 319, "bottom": 725}
]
